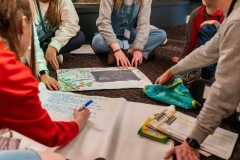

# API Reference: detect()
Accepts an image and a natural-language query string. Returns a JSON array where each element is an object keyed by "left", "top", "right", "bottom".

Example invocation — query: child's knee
[
  {"left": 153, "top": 29, "right": 167, "bottom": 42},
  {"left": 92, "top": 34, "right": 105, "bottom": 50},
  {"left": 200, "top": 24, "right": 216, "bottom": 33},
  {"left": 76, "top": 31, "right": 85, "bottom": 44}
]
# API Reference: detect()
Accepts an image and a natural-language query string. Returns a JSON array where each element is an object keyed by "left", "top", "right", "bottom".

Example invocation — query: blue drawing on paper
[{"left": 42, "top": 93, "right": 106, "bottom": 118}]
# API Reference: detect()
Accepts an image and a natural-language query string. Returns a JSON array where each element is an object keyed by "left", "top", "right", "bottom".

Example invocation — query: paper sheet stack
[{"left": 146, "top": 109, "right": 238, "bottom": 159}]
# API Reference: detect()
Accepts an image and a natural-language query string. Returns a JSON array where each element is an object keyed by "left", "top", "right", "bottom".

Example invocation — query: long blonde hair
[
  {"left": 114, "top": 0, "right": 142, "bottom": 10},
  {"left": 0, "top": 0, "right": 36, "bottom": 77},
  {"left": 45, "top": 0, "right": 61, "bottom": 27}
]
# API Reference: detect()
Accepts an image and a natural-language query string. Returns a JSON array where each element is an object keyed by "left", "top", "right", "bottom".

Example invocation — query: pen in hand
[
  {"left": 78, "top": 100, "right": 93, "bottom": 111},
  {"left": 73, "top": 100, "right": 93, "bottom": 115}
]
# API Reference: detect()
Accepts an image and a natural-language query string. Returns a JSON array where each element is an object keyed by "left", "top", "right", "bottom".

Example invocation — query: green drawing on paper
[{"left": 56, "top": 67, "right": 152, "bottom": 91}]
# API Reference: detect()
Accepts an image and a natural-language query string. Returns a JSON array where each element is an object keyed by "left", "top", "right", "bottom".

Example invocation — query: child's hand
[
  {"left": 73, "top": 108, "right": 90, "bottom": 131},
  {"left": 114, "top": 51, "right": 131, "bottom": 69},
  {"left": 40, "top": 74, "right": 60, "bottom": 91},
  {"left": 200, "top": 20, "right": 216, "bottom": 28},
  {"left": 131, "top": 50, "right": 143, "bottom": 68},
  {"left": 171, "top": 56, "right": 179, "bottom": 63},
  {"left": 155, "top": 69, "right": 174, "bottom": 85},
  {"left": 45, "top": 46, "right": 58, "bottom": 70}
]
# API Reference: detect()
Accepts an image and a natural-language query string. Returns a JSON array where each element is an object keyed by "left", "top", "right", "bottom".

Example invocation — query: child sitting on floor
[
  {"left": 32, "top": 0, "right": 85, "bottom": 70},
  {"left": 171, "top": 0, "right": 224, "bottom": 82},
  {"left": 92, "top": 0, "right": 167, "bottom": 68},
  {"left": 0, "top": 1, "right": 90, "bottom": 159}
]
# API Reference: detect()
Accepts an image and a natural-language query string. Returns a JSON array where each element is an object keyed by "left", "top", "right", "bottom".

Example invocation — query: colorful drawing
[{"left": 57, "top": 67, "right": 152, "bottom": 91}]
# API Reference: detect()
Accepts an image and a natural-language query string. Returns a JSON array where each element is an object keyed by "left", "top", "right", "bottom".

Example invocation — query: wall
[{"left": 74, "top": 1, "right": 190, "bottom": 42}]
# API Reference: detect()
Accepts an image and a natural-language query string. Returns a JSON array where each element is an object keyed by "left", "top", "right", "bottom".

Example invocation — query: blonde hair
[
  {"left": 45, "top": 0, "right": 61, "bottom": 27},
  {"left": 114, "top": 0, "right": 142, "bottom": 10},
  {"left": 0, "top": 0, "right": 36, "bottom": 77}
]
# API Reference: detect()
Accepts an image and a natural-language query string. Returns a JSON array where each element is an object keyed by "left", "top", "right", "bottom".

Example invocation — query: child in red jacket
[
  {"left": 0, "top": 1, "right": 90, "bottom": 159},
  {"left": 171, "top": 0, "right": 224, "bottom": 80}
]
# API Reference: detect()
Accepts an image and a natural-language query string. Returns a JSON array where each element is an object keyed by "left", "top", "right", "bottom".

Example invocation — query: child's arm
[
  {"left": 181, "top": 7, "right": 199, "bottom": 59},
  {"left": 200, "top": 20, "right": 221, "bottom": 30},
  {"left": 0, "top": 53, "right": 79, "bottom": 147},
  {"left": 50, "top": 0, "right": 80, "bottom": 52}
]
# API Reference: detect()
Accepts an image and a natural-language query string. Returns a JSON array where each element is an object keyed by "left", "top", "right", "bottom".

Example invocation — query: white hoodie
[
  {"left": 24, "top": 0, "right": 80, "bottom": 75},
  {"left": 33, "top": 0, "right": 80, "bottom": 52}
]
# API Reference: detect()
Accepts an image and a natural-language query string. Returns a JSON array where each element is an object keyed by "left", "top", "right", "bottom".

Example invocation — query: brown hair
[
  {"left": 45, "top": 0, "right": 61, "bottom": 27},
  {"left": 114, "top": 0, "right": 142, "bottom": 10},
  {"left": 0, "top": 0, "right": 36, "bottom": 77}
]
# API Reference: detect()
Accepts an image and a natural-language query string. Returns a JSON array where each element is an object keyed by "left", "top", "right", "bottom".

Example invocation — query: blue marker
[
  {"left": 84, "top": 100, "right": 93, "bottom": 107},
  {"left": 78, "top": 100, "right": 93, "bottom": 111}
]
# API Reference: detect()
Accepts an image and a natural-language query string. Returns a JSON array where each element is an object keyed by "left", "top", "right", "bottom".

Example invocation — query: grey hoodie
[
  {"left": 96, "top": 0, "right": 151, "bottom": 51},
  {"left": 171, "top": 0, "right": 240, "bottom": 144}
]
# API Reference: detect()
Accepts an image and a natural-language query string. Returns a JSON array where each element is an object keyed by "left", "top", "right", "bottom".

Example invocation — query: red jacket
[
  {"left": 183, "top": 5, "right": 224, "bottom": 56},
  {"left": 0, "top": 42, "right": 79, "bottom": 147}
]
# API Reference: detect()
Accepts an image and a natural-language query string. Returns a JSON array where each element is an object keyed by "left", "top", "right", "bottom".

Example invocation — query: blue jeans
[
  {"left": 197, "top": 24, "right": 217, "bottom": 79},
  {"left": 0, "top": 150, "right": 41, "bottom": 160},
  {"left": 92, "top": 29, "right": 167, "bottom": 59},
  {"left": 42, "top": 31, "right": 85, "bottom": 55}
]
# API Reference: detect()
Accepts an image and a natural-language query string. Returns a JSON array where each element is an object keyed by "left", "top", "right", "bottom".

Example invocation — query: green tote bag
[{"left": 143, "top": 78, "right": 201, "bottom": 109}]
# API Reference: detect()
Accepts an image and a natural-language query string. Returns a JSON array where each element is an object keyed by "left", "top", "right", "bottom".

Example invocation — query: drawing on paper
[
  {"left": 91, "top": 70, "right": 140, "bottom": 82},
  {"left": 57, "top": 67, "right": 152, "bottom": 91},
  {"left": 42, "top": 93, "right": 106, "bottom": 118}
]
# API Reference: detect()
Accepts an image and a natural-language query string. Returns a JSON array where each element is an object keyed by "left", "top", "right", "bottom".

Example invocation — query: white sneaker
[
  {"left": 162, "top": 38, "right": 168, "bottom": 45},
  {"left": 57, "top": 54, "right": 63, "bottom": 64}
]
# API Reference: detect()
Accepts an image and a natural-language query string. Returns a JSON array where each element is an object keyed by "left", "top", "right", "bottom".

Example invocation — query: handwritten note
[{"left": 41, "top": 93, "right": 107, "bottom": 118}]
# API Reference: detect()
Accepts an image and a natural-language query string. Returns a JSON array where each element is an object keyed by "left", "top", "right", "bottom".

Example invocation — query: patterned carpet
[{"left": 49, "top": 25, "right": 240, "bottom": 160}]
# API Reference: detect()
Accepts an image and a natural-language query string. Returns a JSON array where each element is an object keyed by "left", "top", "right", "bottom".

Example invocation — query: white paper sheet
[
  {"left": 161, "top": 111, "right": 238, "bottom": 159},
  {"left": 16, "top": 83, "right": 173, "bottom": 160},
  {"left": 70, "top": 44, "right": 95, "bottom": 54},
  {"left": 203, "top": 85, "right": 211, "bottom": 99}
]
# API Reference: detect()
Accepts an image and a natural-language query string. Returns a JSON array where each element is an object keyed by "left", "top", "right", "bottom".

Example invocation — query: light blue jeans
[
  {"left": 0, "top": 150, "right": 41, "bottom": 160},
  {"left": 92, "top": 29, "right": 167, "bottom": 60}
]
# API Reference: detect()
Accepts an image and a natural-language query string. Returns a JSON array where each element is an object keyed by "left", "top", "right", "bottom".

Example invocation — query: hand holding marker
[
  {"left": 73, "top": 100, "right": 93, "bottom": 115},
  {"left": 73, "top": 100, "right": 92, "bottom": 130},
  {"left": 79, "top": 100, "right": 93, "bottom": 111}
]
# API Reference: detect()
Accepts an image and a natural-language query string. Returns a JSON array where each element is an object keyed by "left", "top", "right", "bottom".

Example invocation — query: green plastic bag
[{"left": 143, "top": 78, "right": 201, "bottom": 109}]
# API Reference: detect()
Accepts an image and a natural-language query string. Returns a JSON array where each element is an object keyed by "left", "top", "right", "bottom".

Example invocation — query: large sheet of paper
[
  {"left": 57, "top": 67, "right": 152, "bottom": 91},
  {"left": 15, "top": 83, "right": 173, "bottom": 160}
]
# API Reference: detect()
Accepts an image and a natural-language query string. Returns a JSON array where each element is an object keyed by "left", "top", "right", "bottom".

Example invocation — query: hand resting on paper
[
  {"left": 155, "top": 69, "right": 174, "bottom": 85},
  {"left": 73, "top": 108, "right": 91, "bottom": 130},
  {"left": 131, "top": 50, "right": 143, "bottom": 68},
  {"left": 114, "top": 50, "right": 131, "bottom": 68},
  {"left": 40, "top": 74, "right": 60, "bottom": 91},
  {"left": 164, "top": 141, "right": 200, "bottom": 160}
]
